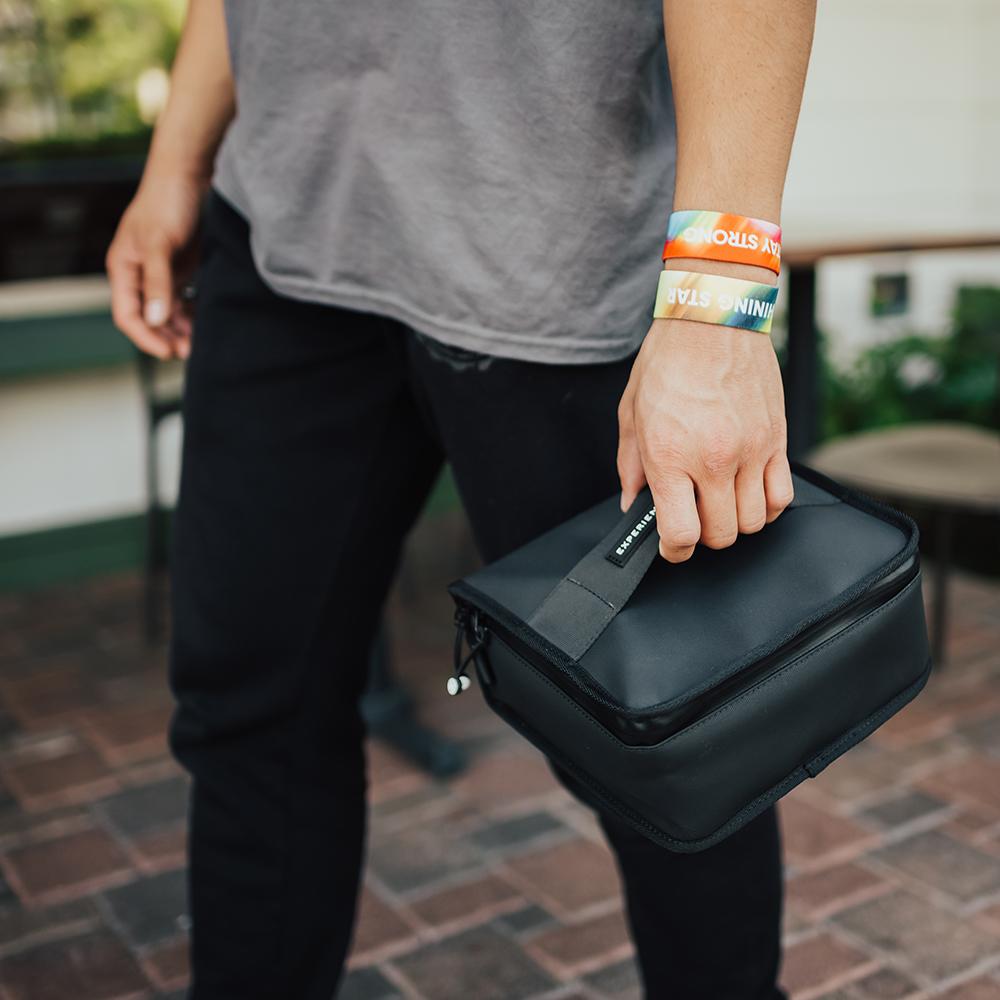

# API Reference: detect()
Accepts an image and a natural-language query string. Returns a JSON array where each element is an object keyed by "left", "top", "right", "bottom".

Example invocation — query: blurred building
[{"left": 782, "top": 0, "right": 1000, "bottom": 366}]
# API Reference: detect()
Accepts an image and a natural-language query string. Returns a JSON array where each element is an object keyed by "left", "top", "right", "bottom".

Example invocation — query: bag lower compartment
[{"left": 473, "top": 572, "right": 931, "bottom": 851}]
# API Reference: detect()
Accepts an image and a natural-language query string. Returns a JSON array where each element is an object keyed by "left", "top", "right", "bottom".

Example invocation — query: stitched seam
[
  {"left": 494, "top": 572, "right": 922, "bottom": 756},
  {"left": 783, "top": 499, "right": 842, "bottom": 509},
  {"left": 482, "top": 678, "right": 685, "bottom": 842},
  {"left": 654, "top": 575, "right": 923, "bottom": 746},
  {"left": 499, "top": 643, "right": 627, "bottom": 743},
  {"left": 705, "top": 656, "right": 926, "bottom": 851},
  {"left": 272, "top": 387, "right": 438, "bottom": 977},
  {"left": 566, "top": 576, "right": 615, "bottom": 610},
  {"left": 809, "top": 680, "right": 918, "bottom": 767},
  {"left": 488, "top": 648, "right": 930, "bottom": 850},
  {"left": 531, "top": 578, "right": 616, "bottom": 660}
]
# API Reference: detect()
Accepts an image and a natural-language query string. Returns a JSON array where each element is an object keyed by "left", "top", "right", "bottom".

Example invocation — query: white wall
[
  {"left": 0, "top": 364, "right": 182, "bottom": 536},
  {"left": 784, "top": 0, "right": 1000, "bottom": 238},
  {"left": 783, "top": 0, "right": 1000, "bottom": 366}
]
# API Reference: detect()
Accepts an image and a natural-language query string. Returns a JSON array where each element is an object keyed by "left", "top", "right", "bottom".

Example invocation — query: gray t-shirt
[{"left": 214, "top": 2, "right": 676, "bottom": 364}]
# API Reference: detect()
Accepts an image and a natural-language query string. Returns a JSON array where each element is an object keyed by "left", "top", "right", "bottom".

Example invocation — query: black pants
[{"left": 171, "top": 194, "right": 785, "bottom": 1000}]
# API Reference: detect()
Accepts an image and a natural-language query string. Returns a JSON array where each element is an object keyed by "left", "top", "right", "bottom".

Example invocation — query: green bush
[
  {"left": 0, "top": 0, "right": 183, "bottom": 157},
  {"left": 820, "top": 286, "right": 1000, "bottom": 441}
]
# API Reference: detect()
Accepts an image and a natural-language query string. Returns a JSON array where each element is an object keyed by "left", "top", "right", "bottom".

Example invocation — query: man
[{"left": 107, "top": 2, "right": 816, "bottom": 997}]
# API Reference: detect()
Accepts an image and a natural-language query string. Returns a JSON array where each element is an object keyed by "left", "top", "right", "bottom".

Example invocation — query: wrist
[
  {"left": 142, "top": 147, "right": 214, "bottom": 191},
  {"left": 142, "top": 114, "right": 219, "bottom": 191},
  {"left": 661, "top": 257, "right": 778, "bottom": 288}
]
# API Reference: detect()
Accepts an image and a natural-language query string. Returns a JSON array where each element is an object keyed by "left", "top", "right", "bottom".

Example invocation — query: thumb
[{"left": 142, "top": 237, "right": 174, "bottom": 328}]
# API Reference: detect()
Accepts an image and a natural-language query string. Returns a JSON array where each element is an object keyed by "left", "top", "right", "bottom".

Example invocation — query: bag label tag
[{"left": 606, "top": 505, "right": 657, "bottom": 567}]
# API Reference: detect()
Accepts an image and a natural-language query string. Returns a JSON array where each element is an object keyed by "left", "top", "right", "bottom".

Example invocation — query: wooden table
[
  {"left": 782, "top": 233, "right": 1000, "bottom": 457},
  {"left": 810, "top": 422, "right": 1000, "bottom": 666}
]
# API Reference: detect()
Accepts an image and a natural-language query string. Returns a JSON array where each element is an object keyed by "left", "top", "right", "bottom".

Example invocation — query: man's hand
[
  {"left": 106, "top": 172, "right": 205, "bottom": 359},
  {"left": 106, "top": 0, "right": 234, "bottom": 357},
  {"left": 617, "top": 318, "right": 794, "bottom": 563}
]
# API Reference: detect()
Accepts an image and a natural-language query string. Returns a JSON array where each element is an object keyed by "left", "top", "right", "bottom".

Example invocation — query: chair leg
[
  {"left": 931, "top": 510, "right": 953, "bottom": 669},
  {"left": 143, "top": 500, "right": 162, "bottom": 645}
]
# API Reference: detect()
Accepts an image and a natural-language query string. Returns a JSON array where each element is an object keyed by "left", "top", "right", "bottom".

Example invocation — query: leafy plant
[
  {"left": 0, "top": 0, "right": 184, "bottom": 154},
  {"left": 820, "top": 285, "right": 1000, "bottom": 440}
]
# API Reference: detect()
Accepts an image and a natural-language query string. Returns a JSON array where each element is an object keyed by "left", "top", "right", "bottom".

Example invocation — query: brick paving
[{"left": 0, "top": 551, "right": 998, "bottom": 999}]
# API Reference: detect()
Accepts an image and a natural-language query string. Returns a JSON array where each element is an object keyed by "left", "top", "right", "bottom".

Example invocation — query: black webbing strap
[{"left": 527, "top": 488, "right": 659, "bottom": 661}]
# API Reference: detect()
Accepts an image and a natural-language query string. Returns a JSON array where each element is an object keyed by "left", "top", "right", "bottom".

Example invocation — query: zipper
[
  {"left": 450, "top": 553, "right": 920, "bottom": 743},
  {"left": 448, "top": 606, "right": 485, "bottom": 696}
]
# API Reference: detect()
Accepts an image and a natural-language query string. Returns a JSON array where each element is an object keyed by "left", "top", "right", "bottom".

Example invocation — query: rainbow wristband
[
  {"left": 653, "top": 270, "right": 779, "bottom": 334},
  {"left": 662, "top": 210, "right": 782, "bottom": 274}
]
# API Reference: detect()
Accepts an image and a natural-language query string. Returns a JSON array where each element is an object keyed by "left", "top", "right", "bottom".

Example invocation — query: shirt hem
[
  {"left": 249, "top": 256, "right": 644, "bottom": 367},
  {"left": 266, "top": 272, "right": 642, "bottom": 365},
  {"left": 211, "top": 176, "right": 646, "bottom": 366}
]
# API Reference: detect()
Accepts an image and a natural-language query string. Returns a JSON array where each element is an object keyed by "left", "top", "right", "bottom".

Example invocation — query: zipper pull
[
  {"left": 449, "top": 607, "right": 485, "bottom": 696},
  {"left": 446, "top": 673, "right": 473, "bottom": 697}
]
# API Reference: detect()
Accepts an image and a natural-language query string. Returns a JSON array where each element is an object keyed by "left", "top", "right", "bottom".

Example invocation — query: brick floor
[{"left": 0, "top": 561, "right": 998, "bottom": 998}]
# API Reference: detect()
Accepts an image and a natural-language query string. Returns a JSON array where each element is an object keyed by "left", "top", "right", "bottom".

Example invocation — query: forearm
[
  {"left": 143, "top": 0, "right": 235, "bottom": 187},
  {"left": 617, "top": 1, "right": 813, "bottom": 551},
  {"left": 662, "top": 0, "right": 816, "bottom": 284}
]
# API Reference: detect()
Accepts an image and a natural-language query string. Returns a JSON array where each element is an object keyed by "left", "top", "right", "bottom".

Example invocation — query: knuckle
[
  {"left": 768, "top": 487, "right": 795, "bottom": 510},
  {"left": 740, "top": 515, "right": 767, "bottom": 534},
  {"left": 700, "top": 437, "right": 740, "bottom": 477},
  {"left": 748, "top": 428, "right": 773, "bottom": 458},
  {"left": 110, "top": 302, "right": 129, "bottom": 329},
  {"left": 701, "top": 529, "right": 738, "bottom": 550},
  {"left": 663, "top": 527, "right": 700, "bottom": 550},
  {"left": 662, "top": 550, "right": 693, "bottom": 564},
  {"left": 646, "top": 473, "right": 680, "bottom": 500},
  {"left": 645, "top": 441, "right": 689, "bottom": 477},
  {"left": 659, "top": 540, "right": 695, "bottom": 564},
  {"left": 143, "top": 228, "right": 169, "bottom": 250}
]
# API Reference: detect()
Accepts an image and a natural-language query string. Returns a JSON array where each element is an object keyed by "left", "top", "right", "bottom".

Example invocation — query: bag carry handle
[
  {"left": 527, "top": 487, "right": 660, "bottom": 661},
  {"left": 527, "top": 470, "right": 824, "bottom": 661}
]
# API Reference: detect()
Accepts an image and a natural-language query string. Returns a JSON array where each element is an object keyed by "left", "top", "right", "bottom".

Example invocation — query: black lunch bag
[{"left": 448, "top": 463, "right": 932, "bottom": 852}]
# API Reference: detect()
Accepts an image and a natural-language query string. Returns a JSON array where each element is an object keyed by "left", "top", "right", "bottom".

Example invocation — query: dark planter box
[{"left": 0, "top": 156, "right": 143, "bottom": 282}]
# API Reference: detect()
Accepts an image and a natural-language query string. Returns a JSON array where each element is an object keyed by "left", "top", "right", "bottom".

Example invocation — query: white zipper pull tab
[
  {"left": 449, "top": 608, "right": 485, "bottom": 696},
  {"left": 446, "top": 674, "right": 473, "bottom": 697}
]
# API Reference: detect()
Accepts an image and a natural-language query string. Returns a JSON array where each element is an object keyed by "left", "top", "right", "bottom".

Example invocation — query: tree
[{"left": 0, "top": 0, "right": 184, "bottom": 147}]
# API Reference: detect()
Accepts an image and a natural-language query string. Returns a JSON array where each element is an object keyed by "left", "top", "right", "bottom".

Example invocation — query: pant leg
[
  {"left": 600, "top": 810, "right": 783, "bottom": 999},
  {"left": 407, "top": 332, "right": 785, "bottom": 1000},
  {"left": 171, "top": 195, "right": 443, "bottom": 1000}
]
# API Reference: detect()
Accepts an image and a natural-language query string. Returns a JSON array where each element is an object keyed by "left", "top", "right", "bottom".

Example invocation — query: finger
[
  {"left": 695, "top": 475, "right": 739, "bottom": 550},
  {"left": 168, "top": 303, "right": 193, "bottom": 359},
  {"left": 108, "top": 257, "right": 172, "bottom": 359},
  {"left": 616, "top": 389, "right": 646, "bottom": 512},
  {"left": 764, "top": 452, "right": 795, "bottom": 522},
  {"left": 171, "top": 314, "right": 193, "bottom": 343},
  {"left": 141, "top": 238, "right": 174, "bottom": 329},
  {"left": 173, "top": 334, "right": 192, "bottom": 360},
  {"left": 734, "top": 463, "right": 768, "bottom": 535},
  {"left": 649, "top": 472, "right": 701, "bottom": 563}
]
